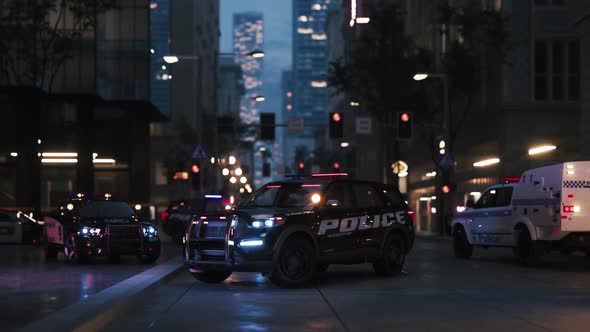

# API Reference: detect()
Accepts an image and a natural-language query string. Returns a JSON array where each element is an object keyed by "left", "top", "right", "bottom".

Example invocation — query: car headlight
[
  {"left": 142, "top": 225, "right": 158, "bottom": 237},
  {"left": 79, "top": 226, "right": 101, "bottom": 236},
  {"left": 249, "top": 216, "right": 284, "bottom": 228}
]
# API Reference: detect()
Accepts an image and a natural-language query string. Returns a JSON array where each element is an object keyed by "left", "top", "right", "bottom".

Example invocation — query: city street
[
  {"left": 101, "top": 237, "right": 590, "bottom": 332},
  {"left": 0, "top": 237, "right": 178, "bottom": 332}
]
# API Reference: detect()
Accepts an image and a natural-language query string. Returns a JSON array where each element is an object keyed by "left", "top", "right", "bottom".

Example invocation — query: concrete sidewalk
[{"left": 19, "top": 257, "right": 185, "bottom": 332}]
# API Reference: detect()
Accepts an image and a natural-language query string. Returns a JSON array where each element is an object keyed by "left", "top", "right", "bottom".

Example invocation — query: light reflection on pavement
[{"left": 0, "top": 236, "right": 178, "bottom": 332}]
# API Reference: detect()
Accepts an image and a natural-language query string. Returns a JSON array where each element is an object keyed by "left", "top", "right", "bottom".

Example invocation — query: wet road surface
[
  {"left": 0, "top": 237, "right": 178, "bottom": 332},
  {"left": 103, "top": 237, "right": 590, "bottom": 332}
]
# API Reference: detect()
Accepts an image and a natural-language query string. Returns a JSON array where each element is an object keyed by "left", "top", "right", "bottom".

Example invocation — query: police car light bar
[
  {"left": 503, "top": 177, "right": 520, "bottom": 183},
  {"left": 204, "top": 194, "right": 222, "bottom": 199},
  {"left": 311, "top": 173, "right": 348, "bottom": 177}
]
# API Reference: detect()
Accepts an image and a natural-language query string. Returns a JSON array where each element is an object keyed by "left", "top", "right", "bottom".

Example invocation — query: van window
[
  {"left": 495, "top": 187, "right": 513, "bottom": 207},
  {"left": 475, "top": 189, "right": 497, "bottom": 208}
]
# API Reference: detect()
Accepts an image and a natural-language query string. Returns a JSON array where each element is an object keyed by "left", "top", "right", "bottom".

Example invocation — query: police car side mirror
[
  {"left": 466, "top": 200, "right": 475, "bottom": 208},
  {"left": 325, "top": 200, "right": 341, "bottom": 207}
]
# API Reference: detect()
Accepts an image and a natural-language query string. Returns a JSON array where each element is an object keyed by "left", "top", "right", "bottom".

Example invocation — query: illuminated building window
[
  {"left": 310, "top": 81, "right": 327, "bottom": 88},
  {"left": 311, "top": 34, "right": 327, "bottom": 40},
  {"left": 297, "top": 27, "right": 314, "bottom": 34}
]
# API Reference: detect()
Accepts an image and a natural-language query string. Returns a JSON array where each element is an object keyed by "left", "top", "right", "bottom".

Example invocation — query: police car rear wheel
[
  {"left": 271, "top": 237, "right": 316, "bottom": 288},
  {"left": 191, "top": 270, "right": 232, "bottom": 283},
  {"left": 453, "top": 227, "right": 473, "bottom": 259},
  {"left": 373, "top": 234, "right": 405, "bottom": 277}
]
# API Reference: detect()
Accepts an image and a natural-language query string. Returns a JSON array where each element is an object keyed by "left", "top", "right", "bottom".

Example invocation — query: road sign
[
  {"left": 191, "top": 144, "right": 208, "bottom": 161},
  {"left": 356, "top": 117, "right": 372, "bottom": 134},
  {"left": 288, "top": 117, "right": 305, "bottom": 134}
]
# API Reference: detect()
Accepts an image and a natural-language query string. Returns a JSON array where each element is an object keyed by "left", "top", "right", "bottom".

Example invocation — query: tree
[{"left": 0, "top": 0, "right": 116, "bottom": 91}]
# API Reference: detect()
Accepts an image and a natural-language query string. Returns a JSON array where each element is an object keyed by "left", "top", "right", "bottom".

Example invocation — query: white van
[{"left": 452, "top": 161, "right": 590, "bottom": 264}]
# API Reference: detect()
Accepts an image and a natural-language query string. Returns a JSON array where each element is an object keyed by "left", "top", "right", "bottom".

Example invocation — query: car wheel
[
  {"left": 373, "top": 234, "right": 406, "bottom": 277},
  {"left": 63, "top": 233, "right": 87, "bottom": 264},
  {"left": 453, "top": 226, "right": 473, "bottom": 259},
  {"left": 270, "top": 237, "right": 316, "bottom": 288},
  {"left": 515, "top": 228, "right": 543, "bottom": 266},
  {"left": 191, "top": 270, "right": 232, "bottom": 283}
]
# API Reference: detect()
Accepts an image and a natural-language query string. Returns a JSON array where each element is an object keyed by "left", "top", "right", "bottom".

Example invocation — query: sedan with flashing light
[
  {"left": 44, "top": 196, "right": 160, "bottom": 264},
  {"left": 184, "top": 174, "right": 415, "bottom": 287}
]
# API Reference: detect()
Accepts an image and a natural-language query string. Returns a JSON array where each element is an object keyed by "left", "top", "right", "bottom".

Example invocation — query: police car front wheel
[
  {"left": 373, "top": 234, "right": 406, "bottom": 277},
  {"left": 270, "top": 237, "right": 316, "bottom": 288}
]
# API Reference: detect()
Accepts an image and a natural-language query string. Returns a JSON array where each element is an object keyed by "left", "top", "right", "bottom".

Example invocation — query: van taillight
[{"left": 563, "top": 206, "right": 575, "bottom": 213}]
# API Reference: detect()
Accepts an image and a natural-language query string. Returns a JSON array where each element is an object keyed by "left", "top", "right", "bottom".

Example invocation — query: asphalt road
[
  {"left": 102, "top": 237, "right": 590, "bottom": 332},
  {"left": 0, "top": 236, "right": 178, "bottom": 332}
]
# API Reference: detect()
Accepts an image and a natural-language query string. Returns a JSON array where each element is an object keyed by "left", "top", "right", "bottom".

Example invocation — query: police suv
[
  {"left": 184, "top": 174, "right": 414, "bottom": 287},
  {"left": 452, "top": 162, "right": 590, "bottom": 264},
  {"left": 45, "top": 196, "right": 161, "bottom": 264}
]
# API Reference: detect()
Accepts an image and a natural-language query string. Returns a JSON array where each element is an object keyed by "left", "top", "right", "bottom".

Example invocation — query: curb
[{"left": 19, "top": 258, "right": 185, "bottom": 332}]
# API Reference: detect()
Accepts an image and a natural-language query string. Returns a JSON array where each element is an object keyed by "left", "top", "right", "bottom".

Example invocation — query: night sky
[{"left": 221, "top": 0, "right": 292, "bottom": 120}]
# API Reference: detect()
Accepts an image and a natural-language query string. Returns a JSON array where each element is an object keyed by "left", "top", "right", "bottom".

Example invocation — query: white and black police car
[
  {"left": 44, "top": 194, "right": 161, "bottom": 264},
  {"left": 184, "top": 173, "right": 415, "bottom": 287}
]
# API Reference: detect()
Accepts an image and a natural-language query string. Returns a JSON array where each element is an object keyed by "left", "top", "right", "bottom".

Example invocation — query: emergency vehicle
[
  {"left": 452, "top": 162, "right": 590, "bottom": 264},
  {"left": 184, "top": 174, "right": 415, "bottom": 287},
  {"left": 44, "top": 196, "right": 161, "bottom": 264}
]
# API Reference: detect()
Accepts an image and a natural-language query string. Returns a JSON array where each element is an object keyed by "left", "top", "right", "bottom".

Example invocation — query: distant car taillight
[
  {"left": 563, "top": 206, "right": 580, "bottom": 213},
  {"left": 408, "top": 210, "right": 415, "bottom": 223},
  {"left": 161, "top": 211, "right": 169, "bottom": 221}
]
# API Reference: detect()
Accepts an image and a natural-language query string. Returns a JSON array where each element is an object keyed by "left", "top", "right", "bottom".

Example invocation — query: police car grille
[
  {"left": 199, "top": 221, "right": 227, "bottom": 239},
  {"left": 108, "top": 225, "right": 140, "bottom": 240}
]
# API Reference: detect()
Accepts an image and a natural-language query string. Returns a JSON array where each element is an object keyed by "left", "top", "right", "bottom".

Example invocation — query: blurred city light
[
  {"left": 473, "top": 158, "right": 500, "bottom": 167},
  {"left": 528, "top": 145, "right": 556, "bottom": 155},
  {"left": 413, "top": 73, "right": 428, "bottom": 81},
  {"left": 229, "top": 156, "right": 236, "bottom": 165},
  {"left": 222, "top": 168, "right": 230, "bottom": 176},
  {"left": 235, "top": 168, "right": 243, "bottom": 176}
]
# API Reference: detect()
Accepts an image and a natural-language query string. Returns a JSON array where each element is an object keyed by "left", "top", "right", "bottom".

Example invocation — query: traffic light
[
  {"left": 298, "top": 162, "right": 305, "bottom": 174},
  {"left": 440, "top": 171, "right": 456, "bottom": 194},
  {"left": 262, "top": 163, "right": 271, "bottom": 177},
  {"left": 397, "top": 112, "right": 412, "bottom": 139},
  {"left": 260, "top": 113, "right": 275, "bottom": 140},
  {"left": 191, "top": 163, "right": 200, "bottom": 190},
  {"left": 333, "top": 162, "right": 340, "bottom": 172},
  {"left": 329, "top": 112, "right": 343, "bottom": 139}
]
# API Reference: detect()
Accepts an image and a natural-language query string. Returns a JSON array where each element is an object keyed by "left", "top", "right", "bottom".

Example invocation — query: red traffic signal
[
  {"left": 298, "top": 162, "right": 305, "bottom": 169},
  {"left": 442, "top": 185, "right": 451, "bottom": 194},
  {"left": 191, "top": 164, "right": 200, "bottom": 174},
  {"left": 400, "top": 112, "right": 410, "bottom": 122},
  {"left": 333, "top": 162, "right": 340, "bottom": 169},
  {"left": 332, "top": 112, "right": 342, "bottom": 122}
]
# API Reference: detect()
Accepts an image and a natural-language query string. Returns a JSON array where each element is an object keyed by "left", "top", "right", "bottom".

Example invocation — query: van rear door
[{"left": 561, "top": 162, "right": 590, "bottom": 232}]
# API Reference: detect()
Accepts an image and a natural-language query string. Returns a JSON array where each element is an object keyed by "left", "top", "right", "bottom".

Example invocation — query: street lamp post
[
  {"left": 163, "top": 50, "right": 265, "bottom": 64},
  {"left": 414, "top": 72, "right": 451, "bottom": 235}
]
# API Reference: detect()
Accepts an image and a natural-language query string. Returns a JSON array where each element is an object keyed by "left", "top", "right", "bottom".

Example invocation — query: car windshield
[
  {"left": 240, "top": 184, "right": 324, "bottom": 209},
  {"left": 78, "top": 201, "right": 134, "bottom": 218}
]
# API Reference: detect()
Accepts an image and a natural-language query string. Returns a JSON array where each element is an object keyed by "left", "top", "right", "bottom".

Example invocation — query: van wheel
[
  {"left": 191, "top": 270, "right": 232, "bottom": 283},
  {"left": 373, "top": 234, "right": 406, "bottom": 276},
  {"left": 270, "top": 237, "right": 316, "bottom": 287},
  {"left": 453, "top": 226, "right": 473, "bottom": 259},
  {"left": 515, "top": 228, "right": 543, "bottom": 266}
]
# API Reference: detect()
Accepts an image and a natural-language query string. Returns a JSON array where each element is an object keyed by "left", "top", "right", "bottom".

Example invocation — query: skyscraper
[
  {"left": 289, "top": 0, "right": 331, "bottom": 166},
  {"left": 150, "top": 0, "right": 171, "bottom": 117},
  {"left": 233, "top": 12, "right": 264, "bottom": 129}
]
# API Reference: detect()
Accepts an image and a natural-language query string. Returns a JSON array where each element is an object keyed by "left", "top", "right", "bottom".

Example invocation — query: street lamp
[
  {"left": 163, "top": 50, "right": 265, "bottom": 64},
  {"left": 253, "top": 96, "right": 265, "bottom": 102}
]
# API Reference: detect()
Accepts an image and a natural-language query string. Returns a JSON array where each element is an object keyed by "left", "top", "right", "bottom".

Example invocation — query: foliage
[{"left": 0, "top": 0, "right": 117, "bottom": 91}]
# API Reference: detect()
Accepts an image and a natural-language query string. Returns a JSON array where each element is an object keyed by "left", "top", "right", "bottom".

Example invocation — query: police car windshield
[
  {"left": 78, "top": 201, "right": 134, "bottom": 218},
  {"left": 240, "top": 184, "right": 325, "bottom": 208}
]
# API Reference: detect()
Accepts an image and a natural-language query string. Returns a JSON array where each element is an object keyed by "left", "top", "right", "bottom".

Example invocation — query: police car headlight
[
  {"left": 142, "top": 225, "right": 158, "bottom": 237},
  {"left": 250, "top": 217, "right": 284, "bottom": 228},
  {"left": 79, "top": 226, "right": 101, "bottom": 236}
]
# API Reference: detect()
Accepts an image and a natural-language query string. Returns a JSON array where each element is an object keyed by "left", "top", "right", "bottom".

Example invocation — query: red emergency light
[{"left": 503, "top": 177, "right": 520, "bottom": 183}]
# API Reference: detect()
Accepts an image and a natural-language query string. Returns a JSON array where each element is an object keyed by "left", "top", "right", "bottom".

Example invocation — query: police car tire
[
  {"left": 191, "top": 270, "right": 232, "bottom": 283},
  {"left": 270, "top": 237, "right": 316, "bottom": 288},
  {"left": 516, "top": 229, "right": 543, "bottom": 266},
  {"left": 453, "top": 226, "right": 473, "bottom": 259},
  {"left": 373, "top": 234, "right": 405, "bottom": 277}
]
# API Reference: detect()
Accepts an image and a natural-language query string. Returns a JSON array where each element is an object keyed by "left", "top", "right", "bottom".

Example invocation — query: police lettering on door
[{"left": 318, "top": 211, "right": 406, "bottom": 236}]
